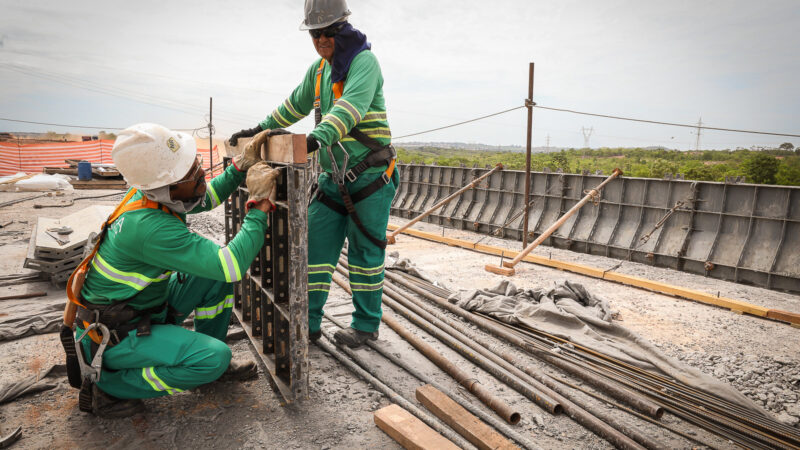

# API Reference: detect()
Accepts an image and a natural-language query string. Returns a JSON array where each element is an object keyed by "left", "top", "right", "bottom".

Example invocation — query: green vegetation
[{"left": 395, "top": 145, "right": 800, "bottom": 186}]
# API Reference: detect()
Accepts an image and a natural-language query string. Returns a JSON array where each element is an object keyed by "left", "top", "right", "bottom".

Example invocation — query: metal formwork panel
[
  {"left": 392, "top": 163, "right": 800, "bottom": 294},
  {"left": 224, "top": 157, "right": 309, "bottom": 404}
]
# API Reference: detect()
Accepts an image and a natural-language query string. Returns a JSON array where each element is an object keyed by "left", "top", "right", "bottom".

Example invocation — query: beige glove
[
  {"left": 233, "top": 129, "right": 270, "bottom": 172},
  {"left": 245, "top": 161, "right": 280, "bottom": 211}
]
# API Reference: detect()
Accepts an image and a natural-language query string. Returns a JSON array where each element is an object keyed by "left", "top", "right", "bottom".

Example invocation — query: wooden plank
[
  {"left": 387, "top": 224, "right": 800, "bottom": 326},
  {"left": 374, "top": 404, "right": 459, "bottom": 450},
  {"left": 416, "top": 384, "right": 518, "bottom": 450},
  {"left": 224, "top": 133, "right": 308, "bottom": 164},
  {"left": 0, "top": 173, "right": 34, "bottom": 185}
]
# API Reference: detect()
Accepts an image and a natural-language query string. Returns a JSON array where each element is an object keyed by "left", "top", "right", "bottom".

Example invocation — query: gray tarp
[
  {"left": 454, "top": 279, "right": 769, "bottom": 417},
  {"left": 0, "top": 364, "right": 65, "bottom": 405},
  {"left": 0, "top": 299, "right": 64, "bottom": 342}
]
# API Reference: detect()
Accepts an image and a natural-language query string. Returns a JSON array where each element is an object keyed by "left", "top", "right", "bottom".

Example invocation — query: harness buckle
[
  {"left": 381, "top": 172, "right": 390, "bottom": 184},
  {"left": 75, "top": 322, "right": 111, "bottom": 383},
  {"left": 345, "top": 169, "right": 358, "bottom": 183}
]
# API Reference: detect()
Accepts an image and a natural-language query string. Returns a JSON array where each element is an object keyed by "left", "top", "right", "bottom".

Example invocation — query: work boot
[
  {"left": 219, "top": 358, "right": 258, "bottom": 382},
  {"left": 309, "top": 330, "right": 322, "bottom": 344},
  {"left": 91, "top": 384, "right": 145, "bottom": 419},
  {"left": 333, "top": 327, "right": 378, "bottom": 349}
]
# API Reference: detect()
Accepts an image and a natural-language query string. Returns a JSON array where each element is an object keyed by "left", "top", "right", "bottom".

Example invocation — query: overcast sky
[{"left": 0, "top": 0, "right": 798, "bottom": 150}]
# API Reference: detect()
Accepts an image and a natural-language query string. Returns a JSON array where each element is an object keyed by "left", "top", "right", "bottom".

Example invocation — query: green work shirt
[
  {"left": 259, "top": 50, "right": 391, "bottom": 174},
  {"left": 80, "top": 164, "right": 267, "bottom": 311}
]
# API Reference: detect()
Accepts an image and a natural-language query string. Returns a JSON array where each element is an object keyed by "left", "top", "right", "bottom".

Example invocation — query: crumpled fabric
[
  {"left": 331, "top": 22, "right": 371, "bottom": 83},
  {"left": 0, "top": 299, "right": 64, "bottom": 342},
  {"left": 385, "top": 251, "right": 446, "bottom": 288},
  {"left": 0, "top": 364, "right": 66, "bottom": 405},
  {"left": 454, "top": 279, "right": 769, "bottom": 417}
]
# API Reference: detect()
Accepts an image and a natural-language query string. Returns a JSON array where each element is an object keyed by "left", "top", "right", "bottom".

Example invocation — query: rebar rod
[
  {"left": 330, "top": 274, "right": 523, "bottom": 425},
  {"left": 315, "top": 335, "right": 475, "bottom": 449},
  {"left": 385, "top": 270, "right": 664, "bottom": 420},
  {"left": 323, "top": 310, "right": 543, "bottom": 450}
]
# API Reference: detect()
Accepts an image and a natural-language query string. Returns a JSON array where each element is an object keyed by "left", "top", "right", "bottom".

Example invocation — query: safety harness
[
  {"left": 312, "top": 59, "right": 396, "bottom": 249},
  {"left": 60, "top": 188, "right": 183, "bottom": 411}
]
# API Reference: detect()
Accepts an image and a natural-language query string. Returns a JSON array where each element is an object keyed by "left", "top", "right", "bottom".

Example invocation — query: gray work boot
[
  {"left": 219, "top": 359, "right": 258, "bottom": 382},
  {"left": 333, "top": 327, "right": 378, "bottom": 349},
  {"left": 91, "top": 384, "right": 145, "bottom": 418}
]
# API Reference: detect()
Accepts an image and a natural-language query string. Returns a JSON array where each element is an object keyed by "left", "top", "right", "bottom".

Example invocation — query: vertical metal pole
[
  {"left": 208, "top": 97, "right": 213, "bottom": 176},
  {"left": 522, "top": 62, "right": 535, "bottom": 248}
]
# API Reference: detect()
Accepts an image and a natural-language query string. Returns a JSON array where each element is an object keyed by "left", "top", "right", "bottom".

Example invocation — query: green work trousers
[
  {"left": 308, "top": 169, "right": 399, "bottom": 334},
  {"left": 78, "top": 274, "right": 234, "bottom": 399}
]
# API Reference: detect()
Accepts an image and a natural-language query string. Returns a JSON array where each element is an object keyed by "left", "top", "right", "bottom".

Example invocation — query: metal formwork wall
[
  {"left": 391, "top": 163, "right": 800, "bottom": 294},
  {"left": 224, "top": 158, "right": 309, "bottom": 403}
]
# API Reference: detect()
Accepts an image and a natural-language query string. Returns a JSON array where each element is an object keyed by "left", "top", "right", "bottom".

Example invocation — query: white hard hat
[
  {"left": 112, "top": 123, "right": 196, "bottom": 190},
  {"left": 300, "top": 0, "right": 350, "bottom": 30}
]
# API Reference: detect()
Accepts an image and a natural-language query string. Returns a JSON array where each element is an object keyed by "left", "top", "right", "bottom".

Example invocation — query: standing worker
[
  {"left": 63, "top": 123, "right": 280, "bottom": 418},
  {"left": 229, "top": 0, "right": 398, "bottom": 349}
]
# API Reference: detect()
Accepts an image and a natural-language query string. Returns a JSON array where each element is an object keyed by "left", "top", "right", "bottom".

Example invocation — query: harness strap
[{"left": 66, "top": 189, "right": 183, "bottom": 344}]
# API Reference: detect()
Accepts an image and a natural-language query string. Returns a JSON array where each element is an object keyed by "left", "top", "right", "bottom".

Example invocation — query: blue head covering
[{"left": 331, "top": 22, "right": 371, "bottom": 83}]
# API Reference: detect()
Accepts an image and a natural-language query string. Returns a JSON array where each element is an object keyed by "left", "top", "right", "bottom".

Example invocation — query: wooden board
[
  {"left": 387, "top": 224, "right": 800, "bottom": 326},
  {"left": 416, "top": 384, "right": 518, "bottom": 450},
  {"left": 373, "top": 404, "right": 459, "bottom": 450},
  {"left": 224, "top": 133, "right": 308, "bottom": 164}
]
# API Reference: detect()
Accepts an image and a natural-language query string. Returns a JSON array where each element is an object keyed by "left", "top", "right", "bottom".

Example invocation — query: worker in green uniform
[
  {"left": 229, "top": 0, "right": 398, "bottom": 349},
  {"left": 75, "top": 123, "right": 280, "bottom": 418}
]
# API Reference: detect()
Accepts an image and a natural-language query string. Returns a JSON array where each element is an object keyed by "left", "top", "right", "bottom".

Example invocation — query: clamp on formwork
[{"left": 224, "top": 134, "right": 309, "bottom": 404}]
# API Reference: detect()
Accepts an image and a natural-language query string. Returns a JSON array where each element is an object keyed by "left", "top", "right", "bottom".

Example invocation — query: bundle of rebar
[{"left": 382, "top": 267, "right": 800, "bottom": 450}]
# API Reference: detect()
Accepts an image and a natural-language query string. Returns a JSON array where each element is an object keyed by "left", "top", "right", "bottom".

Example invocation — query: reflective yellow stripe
[
  {"left": 308, "top": 263, "right": 335, "bottom": 276},
  {"left": 91, "top": 253, "right": 170, "bottom": 291},
  {"left": 217, "top": 247, "right": 242, "bottom": 282},
  {"left": 207, "top": 183, "right": 221, "bottom": 208},
  {"left": 271, "top": 109, "right": 291, "bottom": 127},
  {"left": 362, "top": 112, "right": 387, "bottom": 121},
  {"left": 142, "top": 367, "right": 183, "bottom": 395},
  {"left": 321, "top": 115, "right": 347, "bottom": 140},
  {"left": 283, "top": 99, "right": 304, "bottom": 120},
  {"left": 309, "top": 282, "right": 331, "bottom": 292},
  {"left": 195, "top": 294, "right": 234, "bottom": 320},
  {"left": 334, "top": 99, "right": 362, "bottom": 125}
]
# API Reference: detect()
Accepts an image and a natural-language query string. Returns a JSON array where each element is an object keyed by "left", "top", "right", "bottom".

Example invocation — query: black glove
[
  {"left": 267, "top": 128, "right": 291, "bottom": 137},
  {"left": 229, "top": 126, "right": 262, "bottom": 147},
  {"left": 306, "top": 135, "right": 321, "bottom": 153}
]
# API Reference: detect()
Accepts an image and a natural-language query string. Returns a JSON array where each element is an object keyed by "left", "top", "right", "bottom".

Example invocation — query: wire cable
[
  {"left": 0, "top": 117, "right": 202, "bottom": 132},
  {"left": 393, "top": 106, "right": 526, "bottom": 139},
  {"left": 533, "top": 105, "right": 800, "bottom": 138}
]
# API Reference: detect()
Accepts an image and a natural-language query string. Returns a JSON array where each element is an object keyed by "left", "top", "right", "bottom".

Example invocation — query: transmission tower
[
  {"left": 581, "top": 127, "right": 593, "bottom": 149},
  {"left": 545, "top": 134, "right": 551, "bottom": 151},
  {"left": 694, "top": 117, "right": 703, "bottom": 150}
]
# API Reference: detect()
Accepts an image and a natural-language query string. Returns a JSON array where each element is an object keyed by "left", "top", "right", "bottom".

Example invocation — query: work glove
[
  {"left": 306, "top": 135, "right": 321, "bottom": 153},
  {"left": 245, "top": 161, "right": 280, "bottom": 212},
  {"left": 229, "top": 126, "right": 263, "bottom": 147}
]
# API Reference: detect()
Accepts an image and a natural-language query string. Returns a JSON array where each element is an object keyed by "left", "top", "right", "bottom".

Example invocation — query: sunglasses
[
  {"left": 309, "top": 23, "right": 344, "bottom": 39},
  {"left": 171, "top": 155, "right": 205, "bottom": 191}
]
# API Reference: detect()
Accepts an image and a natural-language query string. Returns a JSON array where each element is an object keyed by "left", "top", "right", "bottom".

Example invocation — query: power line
[
  {"left": 0, "top": 117, "right": 202, "bottom": 132},
  {"left": 394, "top": 106, "right": 526, "bottom": 139},
  {"left": 534, "top": 105, "right": 800, "bottom": 138}
]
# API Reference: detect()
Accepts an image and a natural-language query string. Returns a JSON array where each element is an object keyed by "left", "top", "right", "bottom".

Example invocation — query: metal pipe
[
  {"left": 323, "top": 310, "right": 543, "bottom": 450},
  {"left": 315, "top": 336, "right": 475, "bottom": 449},
  {"left": 379, "top": 275, "right": 659, "bottom": 450},
  {"left": 384, "top": 270, "right": 664, "bottom": 420},
  {"left": 330, "top": 273, "right": 522, "bottom": 425},
  {"left": 494, "top": 168, "right": 623, "bottom": 274},
  {"left": 387, "top": 163, "right": 503, "bottom": 244},
  {"left": 523, "top": 62, "right": 534, "bottom": 248}
]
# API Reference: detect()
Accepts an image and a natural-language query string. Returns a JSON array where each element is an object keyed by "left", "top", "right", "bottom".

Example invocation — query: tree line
[{"left": 395, "top": 144, "right": 800, "bottom": 186}]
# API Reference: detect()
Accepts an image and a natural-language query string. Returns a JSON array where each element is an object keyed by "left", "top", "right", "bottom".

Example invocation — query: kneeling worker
[{"left": 65, "top": 123, "right": 278, "bottom": 418}]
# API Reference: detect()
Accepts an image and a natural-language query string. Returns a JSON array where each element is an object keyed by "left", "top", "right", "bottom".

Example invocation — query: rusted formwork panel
[
  {"left": 224, "top": 149, "right": 309, "bottom": 404},
  {"left": 393, "top": 163, "right": 800, "bottom": 294}
]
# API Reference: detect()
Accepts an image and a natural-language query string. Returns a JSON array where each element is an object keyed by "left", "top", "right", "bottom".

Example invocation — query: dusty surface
[{"left": 0, "top": 189, "right": 798, "bottom": 449}]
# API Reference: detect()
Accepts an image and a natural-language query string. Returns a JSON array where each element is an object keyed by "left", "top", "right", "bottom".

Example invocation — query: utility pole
[
  {"left": 581, "top": 127, "right": 593, "bottom": 149},
  {"left": 522, "top": 62, "right": 535, "bottom": 248},
  {"left": 694, "top": 116, "right": 702, "bottom": 151},
  {"left": 208, "top": 97, "right": 213, "bottom": 176}
]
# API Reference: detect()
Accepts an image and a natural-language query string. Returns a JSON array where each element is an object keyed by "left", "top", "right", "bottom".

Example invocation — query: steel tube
[
  {"left": 329, "top": 274, "right": 522, "bottom": 425},
  {"left": 523, "top": 62, "right": 534, "bottom": 248},
  {"left": 388, "top": 164, "right": 503, "bottom": 244},
  {"left": 385, "top": 270, "right": 664, "bottom": 420},
  {"left": 506, "top": 168, "right": 623, "bottom": 268},
  {"left": 315, "top": 335, "right": 475, "bottom": 449},
  {"left": 323, "top": 311, "right": 543, "bottom": 450}
]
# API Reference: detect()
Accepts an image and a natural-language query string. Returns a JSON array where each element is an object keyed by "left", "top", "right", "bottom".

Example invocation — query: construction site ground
[{"left": 1, "top": 189, "right": 798, "bottom": 449}]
